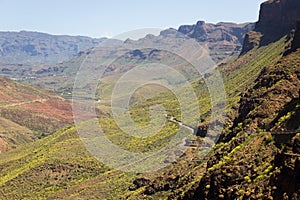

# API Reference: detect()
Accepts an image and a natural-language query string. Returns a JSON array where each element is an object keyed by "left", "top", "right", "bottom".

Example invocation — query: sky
[{"left": 0, "top": 0, "right": 265, "bottom": 38}]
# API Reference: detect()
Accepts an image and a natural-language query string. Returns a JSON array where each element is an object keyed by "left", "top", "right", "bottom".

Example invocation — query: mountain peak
[{"left": 195, "top": 20, "right": 206, "bottom": 27}]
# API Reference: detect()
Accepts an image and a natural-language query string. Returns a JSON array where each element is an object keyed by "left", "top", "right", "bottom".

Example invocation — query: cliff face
[
  {"left": 241, "top": 0, "right": 300, "bottom": 55},
  {"left": 256, "top": 0, "right": 300, "bottom": 37}
]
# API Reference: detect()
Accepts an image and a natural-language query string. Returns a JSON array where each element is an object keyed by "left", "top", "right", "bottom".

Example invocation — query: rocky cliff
[{"left": 241, "top": 0, "right": 300, "bottom": 55}]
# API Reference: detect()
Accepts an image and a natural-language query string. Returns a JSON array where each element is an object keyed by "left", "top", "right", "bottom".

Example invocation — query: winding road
[
  {"left": 0, "top": 99, "right": 47, "bottom": 108},
  {"left": 168, "top": 116, "right": 195, "bottom": 133}
]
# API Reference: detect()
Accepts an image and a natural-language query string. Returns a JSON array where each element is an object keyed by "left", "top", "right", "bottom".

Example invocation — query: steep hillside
[
  {"left": 234, "top": 49, "right": 300, "bottom": 131},
  {"left": 160, "top": 2, "right": 300, "bottom": 199},
  {"left": 122, "top": 37, "right": 286, "bottom": 200},
  {"left": 0, "top": 77, "right": 73, "bottom": 153},
  {"left": 184, "top": 49, "right": 300, "bottom": 200},
  {"left": 0, "top": 31, "right": 107, "bottom": 65},
  {"left": 124, "top": 0, "right": 300, "bottom": 199}
]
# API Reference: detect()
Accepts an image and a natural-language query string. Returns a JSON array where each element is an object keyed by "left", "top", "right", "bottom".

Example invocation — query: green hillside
[{"left": 0, "top": 31, "right": 288, "bottom": 199}]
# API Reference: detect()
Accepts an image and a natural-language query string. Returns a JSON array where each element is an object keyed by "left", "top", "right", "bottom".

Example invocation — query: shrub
[
  {"left": 244, "top": 176, "right": 252, "bottom": 183},
  {"left": 264, "top": 136, "right": 273, "bottom": 144}
]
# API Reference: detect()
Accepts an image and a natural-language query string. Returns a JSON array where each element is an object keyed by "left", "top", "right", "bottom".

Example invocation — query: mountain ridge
[
  {"left": 178, "top": 21, "right": 254, "bottom": 62},
  {"left": 0, "top": 31, "right": 108, "bottom": 65}
]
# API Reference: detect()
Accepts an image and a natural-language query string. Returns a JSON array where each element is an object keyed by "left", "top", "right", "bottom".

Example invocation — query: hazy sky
[{"left": 0, "top": 0, "right": 265, "bottom": 38}]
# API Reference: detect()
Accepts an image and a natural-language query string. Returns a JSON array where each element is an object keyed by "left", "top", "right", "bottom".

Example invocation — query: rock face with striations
[{"left": 241, "top": 0, "right": 300, "bottom": 55}]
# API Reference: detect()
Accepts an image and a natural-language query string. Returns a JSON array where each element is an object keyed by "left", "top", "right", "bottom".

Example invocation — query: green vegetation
[
  {"left": 93, "top": 37, "right": 286, "bottom": 157},
  {"left": 0, "top": 25, "right": 295, "bottom": 199}
]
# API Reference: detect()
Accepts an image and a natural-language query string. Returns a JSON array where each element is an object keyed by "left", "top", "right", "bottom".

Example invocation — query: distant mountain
[
  {"left": 125, "top": 21, "right": 254, "bottom": 63},
  {"left": 0, "top": 31, "right": 110, "bottom": 65},
  {"left": 0, "top": 22, "right": 253, "bottom": 67},
  {"left": 177, "top": 21, "right": 254, "bottom": 62},
  {"left": 0, "top": 21, "right": 254, "bottom": 95}
]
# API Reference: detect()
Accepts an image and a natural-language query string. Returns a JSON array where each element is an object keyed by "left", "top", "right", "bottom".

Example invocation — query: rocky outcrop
[
  {"left": 271, "top": 134, "right": 300, "bottom": 199},
  {"left": 240, "top": 31, "right": 262, "bottom": 54},
  {"left": 241, "top": 0, "right": 300, "bottom": 55},
  {"left": 179, "top": 21, "right": 208, "bottom": 42},
  {"left": 234, "top": 50, "right": 300, "bottom": 130}
]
